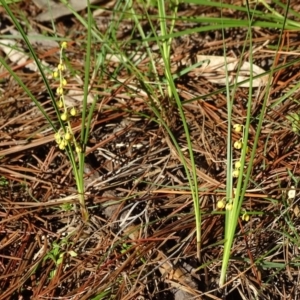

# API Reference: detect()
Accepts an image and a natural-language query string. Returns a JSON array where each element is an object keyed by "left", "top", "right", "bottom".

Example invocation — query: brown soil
[{"left": 1, "top": 1, "right": 300, "bottom": 299}]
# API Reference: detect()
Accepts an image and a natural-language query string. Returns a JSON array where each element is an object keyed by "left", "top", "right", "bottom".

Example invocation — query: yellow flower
[
  {"left": 61, "top": 41, "right": 67, "bottom": 49},
  {"left": 232, "top": 169, "right": 239, "bottom": 178},
  {"left": 70, "top": 107, "right": 77, "bottom": 116},
  {"left": 54, "top": 132, "right": 61, "bottom": 144},
  {"left": 242, "top": 212, "right": 250, "bottom": 222},
  {"left": 61, "top": 112, "right": 68, "bottom": 121},
  {"left": 57, "top": 63, "right": 65, "bottom": 71},
  {"left": 56, "top": 99, "right": 63, "bottom": 108},
  {"left": 59, "top": 142, "right": 65, "bottom": 150},
  {"left": 217, "top": 200, "right": 226, "bottom": 209},
  {"left": 233, "top": 124, "right": 243, "bottom": 133},
  {"left": 65, "top": 132, "right": 72, "bottom": 141},
  {"left": 235, "top": 161, "right": 241, "bottom": 169},
  {"left": 75, "top": 144, "right": 82, "bottom": 153},
  {"left": 234, "top": 140, "right": 242, "bottom": 149},
  {"left": 56, "top": 86, "right": 63, "bottom": 95},
  {"left": 226, "top": 203, "right": 233, "bottom": 211},
  {"left": 53, "top": 71, "right": 59, "bottom": 78}
]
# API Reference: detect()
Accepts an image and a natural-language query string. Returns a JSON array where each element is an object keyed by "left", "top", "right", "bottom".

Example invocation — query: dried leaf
[
  {"left": 0, "top": 39, "right": 49, "bottom": 71},
  {"left": 293, "top": 204, "right": 300, "bottom": 217},
  {"left": 191, "top": 55, "right": 269, "bottom": 87},
  {"left": 106, "top": 52, "right": 269, "bottom": 88},
  {"left": 34, "top": 0, "right": 106, "bottom": 22}
]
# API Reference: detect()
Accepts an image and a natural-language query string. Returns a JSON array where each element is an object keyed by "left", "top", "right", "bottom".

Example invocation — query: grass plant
[
  {"left": 0, "top": 0, "right": 96, "bottom": 222},
  {"left": 1, "top": 0, "right": 300, "bottom": 298}
]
